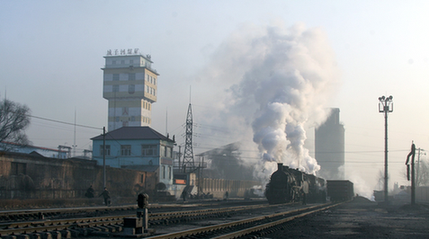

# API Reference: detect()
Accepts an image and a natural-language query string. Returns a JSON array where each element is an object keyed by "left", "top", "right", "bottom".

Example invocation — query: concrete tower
[
  {"left": 315, "top": 108, "right": 345, "bottom": 180},
  {"left": 102, "top": 49, "right": 159, "bottom": 131}
]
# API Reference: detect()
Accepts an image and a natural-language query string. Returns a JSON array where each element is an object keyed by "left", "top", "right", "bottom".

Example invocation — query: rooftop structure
[{"left": 102, "top": 49, "right": 159, "bottom": 131}]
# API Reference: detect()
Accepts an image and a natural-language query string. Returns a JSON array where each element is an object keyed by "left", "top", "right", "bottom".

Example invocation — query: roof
[
  {"left": 91, "top": 126, "right": 175, "bottom": 142},
  {"left": 0, "top": 141, "right": 63, "bottom": 152}
]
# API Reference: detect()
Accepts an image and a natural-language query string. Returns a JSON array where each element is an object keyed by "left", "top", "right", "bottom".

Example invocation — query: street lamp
[{"left": 378, "top": 95, "right": 393, "bottom": 204}]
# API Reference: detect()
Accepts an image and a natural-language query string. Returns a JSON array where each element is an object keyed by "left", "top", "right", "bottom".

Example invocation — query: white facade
[{"left": 102, "top": 50, "right": 158, "bottom": 131}]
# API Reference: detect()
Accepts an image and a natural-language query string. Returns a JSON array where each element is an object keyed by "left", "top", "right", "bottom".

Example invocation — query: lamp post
[{"left": 378, "top": 95, "right": 393, "bottom": 204}]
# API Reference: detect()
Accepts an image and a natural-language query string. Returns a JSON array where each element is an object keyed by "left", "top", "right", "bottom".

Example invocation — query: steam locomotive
[{"left": 265, "top": 163, "right": 327, "bottom": 204}]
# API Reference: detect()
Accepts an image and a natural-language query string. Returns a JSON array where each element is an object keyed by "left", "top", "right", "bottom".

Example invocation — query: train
[
  {"left": 265, "top": 163, "right": 355, "bottom": 204},
  {"left": 326, "top": 180, "right": 354, "bottom": 202},
  {"left": 265, "top": 163, "right": 327, "bottom": 204}
]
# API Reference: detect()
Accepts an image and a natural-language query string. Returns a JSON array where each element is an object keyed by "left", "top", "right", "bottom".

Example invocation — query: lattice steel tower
[{"left": 182, "top": 103, "right": 195, "bottom": 172}]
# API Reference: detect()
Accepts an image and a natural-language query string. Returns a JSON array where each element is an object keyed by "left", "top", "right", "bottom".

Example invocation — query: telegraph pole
[
  {"left": 378, "top": 95, "right": 393, "bottom": 204},
  {"left": 406, "top": 142, "right": 416, "bottom": 205},
  {"left": 103, "top": 127, "right": 106, "bottom": 189},
  {"left": 416, "top": 148, "right": 425, "bottom": 187}
]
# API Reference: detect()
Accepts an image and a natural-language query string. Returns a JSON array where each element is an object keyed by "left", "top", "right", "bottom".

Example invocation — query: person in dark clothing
[
  {"left": 99, "top": 187, "right": 110, "bottom": 206},
  {"left": 85, "top": 185, "right": 95, "bottom": 198},
  {"left": 181, "top": 190, "right": 187, "bottom": 202}
]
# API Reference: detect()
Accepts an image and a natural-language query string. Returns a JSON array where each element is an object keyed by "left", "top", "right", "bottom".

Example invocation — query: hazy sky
[{"left": 1, "top": 1, "right": 428, "bottom": 197}]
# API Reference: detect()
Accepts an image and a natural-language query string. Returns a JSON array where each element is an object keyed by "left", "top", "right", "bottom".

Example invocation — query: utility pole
[
  {"left": 378, "top": 95, "right": 393, "bottom": 204},
  {"left": 416, "top": 148, "right": 425, "bottom": 186},
  {"left": 406, "top": 142, "right": 416, "bottom": 205},
  {"left": 103, "top": 127, "right": 106, "bottom": 189},
  {"left": 178, "top": 145, "right": 181, "bottom": 171}
]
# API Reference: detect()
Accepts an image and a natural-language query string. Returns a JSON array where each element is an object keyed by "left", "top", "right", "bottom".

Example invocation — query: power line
[{"left": 29, "top": 114, "right": 102, "bottom": 130}]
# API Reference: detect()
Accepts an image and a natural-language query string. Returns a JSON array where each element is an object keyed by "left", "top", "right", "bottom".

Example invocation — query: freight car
[
  {"left": 327, "top": 180, "right": 354, "bottom": 202},
  {"left": 265, "top": 163, "right": 326, "bottom": 204}
]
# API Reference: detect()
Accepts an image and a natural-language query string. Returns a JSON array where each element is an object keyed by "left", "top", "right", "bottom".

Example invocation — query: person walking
[
  {"left": 181, "top": 189, "right": 187, "bottom": 202},
  {"left": 99, "top": 187, "right": 110, "bottom": 206}
]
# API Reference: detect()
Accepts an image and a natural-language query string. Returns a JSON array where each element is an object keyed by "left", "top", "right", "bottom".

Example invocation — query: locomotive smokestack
[{"left": 278, "top": 163, "right": 283, "bottom": 171}]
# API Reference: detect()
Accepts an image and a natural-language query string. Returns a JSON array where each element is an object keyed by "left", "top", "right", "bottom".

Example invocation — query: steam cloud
[{"left": 197, "top": 22, "right": 340, "bottom": 179}]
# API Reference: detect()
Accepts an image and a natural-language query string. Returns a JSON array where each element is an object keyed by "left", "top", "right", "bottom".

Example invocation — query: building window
[
  {"left": 112, "top": 60, "right": 116, "bottom": 65},
  {"left": 11, "top": 162, "right": 26, "bottom": 175},
  {"left": 128, "top": 84, "right": 135, "bottom": 94},
  {"left": 113, "top": 85, "right": 119, "bottom": 92},
  {"left": 121, "top": 145, "right": 131, "bottom": 156},
  {"left": 99, "top": 145, "right": 110, "bottom": 156},
  {"left": 113, "top": 74, "right": 119, "bottom": 81},
  {"left": 142, "top": 145, "right": 157, "bottom": 156},
  {"left": 141, "top": 174, "right": 144, "bottom": 183},
  {"left": 160, "top": 145, "right": 165, "bottom": 157},
  {"left": 154, "top": 78, "right": 156, "bottom": 85},
  {"left": 162, "top": 166, "right": 166, "bottom": 179},
  {"left": 130, "top": 60, "right": 134, "bottom": 65},
  {"left": 169, "top": 166, "right": 172, "bottom": 179},
  {"left": 129, "top": 73, "right": 135, "bottom": 81},
  {"left": 165, "top": 147, "right": 172, "bottom": 158}
]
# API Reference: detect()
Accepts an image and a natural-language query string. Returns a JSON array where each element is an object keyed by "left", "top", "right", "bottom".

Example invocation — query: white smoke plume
[{"left": 196, "top": 22, "right": 340, "bottom": 181}]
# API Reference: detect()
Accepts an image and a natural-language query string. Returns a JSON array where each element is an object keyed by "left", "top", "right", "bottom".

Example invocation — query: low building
[
  {"left": 0, "top": 150, "right": 156, "bottom": 203},
  {"left": 0, "top": 141, "right": 69, "bottom": 159},
  {"left": 91, "top": 126, "right": 175, "bottom": 193}
]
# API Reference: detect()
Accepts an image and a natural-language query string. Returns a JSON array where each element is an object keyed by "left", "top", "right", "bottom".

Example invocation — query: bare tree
[{"left": 0, "top": 99, "right": 31, "bottom": 147}]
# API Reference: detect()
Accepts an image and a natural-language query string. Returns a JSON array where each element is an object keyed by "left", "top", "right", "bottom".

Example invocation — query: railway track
[
  {"left": 147, "top": 202, "right": 342, "bottom": 239},
  {"left": 0, "top": 201, "right": 273, "bottom": 238},
  {"left": 0, "top": 201, "right": 342, "bottom": 238},
  {"left": 0, "top": 199, "right": 265, "bottom": 223}
]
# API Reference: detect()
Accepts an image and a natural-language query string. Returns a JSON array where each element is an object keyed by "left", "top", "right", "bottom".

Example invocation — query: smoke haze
[{"left": 196, "top": 22, "right": 341, "bottom": 182}]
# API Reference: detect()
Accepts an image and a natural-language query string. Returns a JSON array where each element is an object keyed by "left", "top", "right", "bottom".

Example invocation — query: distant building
[
  {"left": 315, "top": 108, "right": 345, "bottom": 180},
  {"left": 102, "top": 49, "right": 159, "bottom": 131},
  {"left": 195, "top": 142, "right": 255, "bottom": 181},
  {"left": 91, "top": 126, "right": 175, "bottom": 188},
  {"left": 0, "top": 141, "right": 69, "bottom": 159}
]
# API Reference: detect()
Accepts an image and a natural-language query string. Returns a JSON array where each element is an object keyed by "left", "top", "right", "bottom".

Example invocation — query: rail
[{"left": 146, "top": 202, "right": 343, "bottom": 239}]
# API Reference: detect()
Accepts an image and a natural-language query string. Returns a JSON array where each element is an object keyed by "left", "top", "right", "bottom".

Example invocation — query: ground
[{"left": 265, "top": 197, "right": 429, "bottom": 239}]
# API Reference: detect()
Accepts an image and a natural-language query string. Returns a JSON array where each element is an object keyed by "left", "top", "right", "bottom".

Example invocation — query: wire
[{"left": 29, "top": 115, "right": 102, "bottom": 130}]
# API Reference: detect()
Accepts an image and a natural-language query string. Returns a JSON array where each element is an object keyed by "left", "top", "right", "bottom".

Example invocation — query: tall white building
[{"left": 102, "top": 49, "right": 159, "bottom": 131}]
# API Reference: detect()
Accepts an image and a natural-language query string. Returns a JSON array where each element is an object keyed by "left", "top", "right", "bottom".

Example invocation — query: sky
[{"left": 1, "top": 1, "right": 429, "bottom": 198}]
